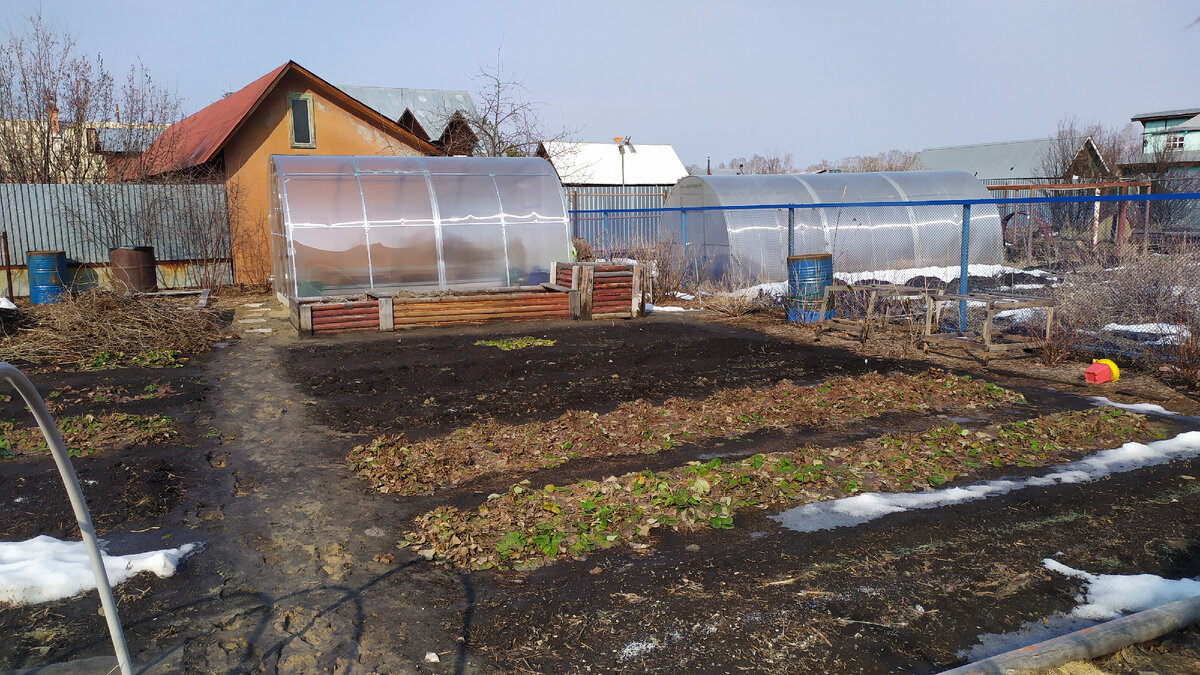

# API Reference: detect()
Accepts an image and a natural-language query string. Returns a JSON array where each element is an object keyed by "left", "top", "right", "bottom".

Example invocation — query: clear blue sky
[{"left": 5, "top": 0, "right": 1198, "bottom": 167}]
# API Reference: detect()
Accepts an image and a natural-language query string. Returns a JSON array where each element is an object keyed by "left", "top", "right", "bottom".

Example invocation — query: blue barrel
[
  {"left": 786, "top": 253, "right": 833, "bottom": 323},
  {"left": 27, "top": 250, "right": 69, "bottom": 304}
]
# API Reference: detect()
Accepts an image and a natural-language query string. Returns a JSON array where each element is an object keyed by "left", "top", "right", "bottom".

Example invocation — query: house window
[
  {"left": 1165, "top": 133, "right": 1185, "bottom": 151},
  {"left": 289, "top": 94, "right": 315, "bottom": 148}
]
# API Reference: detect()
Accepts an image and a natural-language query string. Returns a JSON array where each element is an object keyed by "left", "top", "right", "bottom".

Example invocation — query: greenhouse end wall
[
  {"left": 660, "top": 171, "right": 1003, "bottom": 282},
  {"left": 269, "top": 155, "right": 571, "bottom": 298}
]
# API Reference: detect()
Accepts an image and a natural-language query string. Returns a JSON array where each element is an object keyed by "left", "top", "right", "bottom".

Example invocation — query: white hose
[{"left": 0, "top": 362, "right": 132, "bottom": 675}]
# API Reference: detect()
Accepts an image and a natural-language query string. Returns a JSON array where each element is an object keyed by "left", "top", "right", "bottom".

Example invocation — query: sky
[{"left": 3, "top": 1, "right": 1198, "bottom": 168}]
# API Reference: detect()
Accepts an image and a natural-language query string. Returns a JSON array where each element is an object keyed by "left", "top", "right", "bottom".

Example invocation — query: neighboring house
[
  {"left": 339, "top": 85, "right": 480, "bottom": 156},
  {"left": 0, "top": 113, "right": 162, "bottom": 183},
  {"left": 536, "top": 140, "right": 689, "bottom": 245},
  {"left": 1123, "top": 108, "right": 1200, "bottom": 175},
  {"left": 141, "top": 61, "right": 439, "bottom": 284},
  {"left": 917, "top": 137, "right": 1108, "bottom": 185}
]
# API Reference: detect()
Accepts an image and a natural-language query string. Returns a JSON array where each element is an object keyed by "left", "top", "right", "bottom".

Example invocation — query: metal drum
[
  {"left": 785, "top": 253, "right": 833, "bottom": 323},
  {"left": 109, "top": 246, "right": 158, "bottom": 292},
  {"left": 27, "top": 250, "right": 69, "bottom": 304}
]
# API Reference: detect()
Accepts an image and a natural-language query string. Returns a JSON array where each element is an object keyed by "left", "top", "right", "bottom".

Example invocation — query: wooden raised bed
[{"left": 289, "top": 262, "right": 649, "bottom": 336}]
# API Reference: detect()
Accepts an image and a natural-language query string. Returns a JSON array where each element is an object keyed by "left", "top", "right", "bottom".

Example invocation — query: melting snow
[
  {"left": 1102, "top": 322, "right": 1191, "bottom": 344},
  {"left": 645, "top": 303, "right": 694, "bottom": 313},
  {"left": 771, "top": 431, "right": 1200, "bottom": 533},
  {"left": 618, "top": 639, "right": 658, "bottom": 661},
  {"left": 1090, "top": 396, "right": 1179, "bottom": 417},
  {"left": 0, "top": 535, "right": 202, "bottom": 605},
  {"left": 836, "top": 264, "right": 1049, "bottom": 286},
  {"left": 961, "top": 562, "right": 1200, "bottom": 661},
  {"left": 1043, "top": 559, "right": 1200, "bottom": 620}
]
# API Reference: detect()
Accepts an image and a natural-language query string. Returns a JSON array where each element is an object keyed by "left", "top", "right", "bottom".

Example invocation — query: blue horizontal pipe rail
[{"left": 569, "top": 191, "right": 1200, "bottom": 215}]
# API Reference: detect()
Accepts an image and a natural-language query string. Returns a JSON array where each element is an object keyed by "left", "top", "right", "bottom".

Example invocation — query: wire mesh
[{"left": 575, "top": 191, "right": 1200, "bottom": 369}]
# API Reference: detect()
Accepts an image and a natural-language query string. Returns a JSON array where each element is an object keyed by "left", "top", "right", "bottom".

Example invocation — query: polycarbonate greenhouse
[
  {"left": 661, "top": 171, "right": 1002, "bottom": 282},
  {"left": 269, "top": 155, "right": 571, "bottom": 298}
]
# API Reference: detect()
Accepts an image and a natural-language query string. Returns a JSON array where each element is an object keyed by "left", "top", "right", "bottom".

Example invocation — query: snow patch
[
  {"left": 1102, "top": 322, "right": 1191, "bottom": 344},
  {"left": 617, "top": 639, "right": 658, "bottom": 661},
  {"left": 645, "top": 303, "right": 694, "bottom": 313},
  {"left": 1090, "top": 396, "right": 1179, "bottom": 417},
  {"left": 0, "top": 535, "right": 203, "bottom": 605},
  {"left": 1043, "top": 559, "right": 1200, "bottom": 620},
  {"left": 771, "top": 431, "right": 1200, "bottom": 533},
  {"left": 836, "top": 264, "right": 1049, "bottom": 286}
]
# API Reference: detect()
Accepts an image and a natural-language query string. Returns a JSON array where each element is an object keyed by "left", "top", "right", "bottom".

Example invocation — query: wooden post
[
  {"left": 630, "top": 263, "right": 643, "bottom": 317},
  {"left": 578, "top": 265, "right": 594, "bottom": 320},
  {"left": 298, "top": 304, "right": 313, "bottom": 336},
  {"left": 550, "top": 261, "right": 559, "bottom": 286},
  {"left": 982, "top": 301, "right": 994, "bottom": 350},
  {"left": 568, "top": 290, "right": 581, "bottom": 319},
  {"left": 570, "top": 265, "right": 579, "bottom": 290},
  {"left": 378, "top": 296, "right": 393, "bottom": 332},
  {"left": 642, "top": 264, "right": 653, "bottom": 306},
  {"left": 367, "top": 290, "right": 394, "bottom": 332}
]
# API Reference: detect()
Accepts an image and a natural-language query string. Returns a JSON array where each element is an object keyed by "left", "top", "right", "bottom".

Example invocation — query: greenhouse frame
[
  {"left": 269, "top": 155, "right": 571, "bottom": 299},
  {"left": 660, "top": 171, "right": 1003, "bottom": 282}
]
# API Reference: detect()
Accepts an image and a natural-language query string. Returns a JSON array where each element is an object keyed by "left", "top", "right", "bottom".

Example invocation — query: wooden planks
[{"left": 294, "top": 262, "right": 649, "bottom": 336}]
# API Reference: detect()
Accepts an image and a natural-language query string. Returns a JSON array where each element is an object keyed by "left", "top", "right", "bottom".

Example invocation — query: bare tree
[
  {"left": 1039, "top": 117, "right": 1138, "bottom": 180},
  {"left": 803, "top": 149, "right": 917, "bottom": 173},
  {"left": 0, "top": 12, "right": 183, "bottom": 185},
  {"left": 720, "top": 153, "right": 794, "bottom": 174},
  {"left": 0, "top": 11, "right": 112, "bottom": 182},
  {"left": 465, "top": 50, "right": 573, "bottom": 157}
]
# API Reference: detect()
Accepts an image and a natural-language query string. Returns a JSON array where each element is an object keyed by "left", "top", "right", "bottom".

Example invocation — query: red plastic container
[{"left": 1085, "top": 362, "right": 1113, "bottom": 384}]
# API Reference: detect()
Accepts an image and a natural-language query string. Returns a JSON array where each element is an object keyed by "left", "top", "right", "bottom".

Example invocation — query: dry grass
[{"left": 0, "top": 290, "right": 226, "bottom": 366}]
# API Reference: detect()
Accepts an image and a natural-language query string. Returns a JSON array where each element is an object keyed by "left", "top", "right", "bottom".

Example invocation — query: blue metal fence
[{"left": 572, "top": 191, "right": 1200, "bottom": 345}]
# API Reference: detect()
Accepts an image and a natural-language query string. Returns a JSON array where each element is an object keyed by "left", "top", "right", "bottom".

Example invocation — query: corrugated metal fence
[
  {"left": 0, "top": 183, "right": 230, "bottom": 266},
  {"left": 565, "top": 185, "right": 668, "bottom": 246}
]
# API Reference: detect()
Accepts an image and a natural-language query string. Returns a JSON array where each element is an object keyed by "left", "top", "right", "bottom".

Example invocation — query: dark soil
[
  {"left": 3, "top": 304, "right": 1200, "bottom": 674},
  {"left": 284, "top": 315, "right": 906, "bottom": 439}
]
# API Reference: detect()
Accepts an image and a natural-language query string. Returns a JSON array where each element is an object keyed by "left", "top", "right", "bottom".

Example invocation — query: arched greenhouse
[
  {"left": 269, "top": 155, "right": 571, "bottom": 298},
  {"left": 660, "top": 171, "right": 1002, "bottom": 282}
]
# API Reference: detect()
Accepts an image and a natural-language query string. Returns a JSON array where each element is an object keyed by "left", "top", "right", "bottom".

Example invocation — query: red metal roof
[
  {"left": 142, "top": 61, "right": 437, "bottom": 176},
  {"left": 144, "top": 63, "right": 288, "bottom": 175}
]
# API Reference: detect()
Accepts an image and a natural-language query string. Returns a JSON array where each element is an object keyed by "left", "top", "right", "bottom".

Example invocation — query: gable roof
[
  {"left": 539, "top": 141, "right": 689, "bottom": 185},
  {"left": 917, "top": 137, "right": 1100, "bottom": 181},
  {"left": 338, "top": 85, "right": 477, "bottom": 141},
  {"left": 143, "top": 61, "right": 437, "bottom": 175},
  {"left": 1131, "top": 108, "right": 1200, "bottom": 123},
  {"left": 1172, "top": 114, "right": 1200, "bottom": 132}
]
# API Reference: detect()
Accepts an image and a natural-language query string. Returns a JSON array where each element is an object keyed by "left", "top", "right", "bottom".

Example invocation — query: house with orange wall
[{"left": 141, "top": 61, "right": 439, "bottom": 284}]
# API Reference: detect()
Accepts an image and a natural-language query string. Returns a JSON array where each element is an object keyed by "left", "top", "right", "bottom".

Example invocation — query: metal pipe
[
  {"left": 787, "top": 208, "right": 795, "bottom": 257},
  {"left": 940, "top": 593, "right": 1200, "bottom": 674},
  {"left": 0, "top": 361, "right": 132, "bottom": 675},
  {"left": 1, "top": 231, "right": 12, "bottom": 301},
  {"left": 569, "top": 191, "right": 1200, "bottom": 216},
  {"left": 959, "top": 203, "right": 970, "bottom": 333}
]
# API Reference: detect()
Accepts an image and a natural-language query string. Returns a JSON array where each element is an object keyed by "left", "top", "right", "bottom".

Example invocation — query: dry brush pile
[
  {"left": 0, "top": 291, "right": 225, "bottom": 367},
  {"left": 349, "top": 369, "right": 1025, "bottom": 496},
  {"left": 404, "top": 408, "right": 1158, "bottom": 571}
]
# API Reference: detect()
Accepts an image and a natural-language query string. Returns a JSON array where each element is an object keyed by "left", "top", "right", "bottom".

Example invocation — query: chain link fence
[{"left": 574, "top": 190, "right": 1200, "bottom": 376}]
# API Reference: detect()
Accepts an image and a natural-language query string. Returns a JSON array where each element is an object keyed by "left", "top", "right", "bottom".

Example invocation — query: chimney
[
  {"left": 47, "top": 103, "right": 59, "bottom": 135},
  {"left": 706, "top": 157, "right": 711, "bottom": 175}
]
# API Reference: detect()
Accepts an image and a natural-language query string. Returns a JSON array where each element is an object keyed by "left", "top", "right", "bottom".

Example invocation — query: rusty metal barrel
[{"left": 109, "top": 246, "right": 157, "bottom": 292}]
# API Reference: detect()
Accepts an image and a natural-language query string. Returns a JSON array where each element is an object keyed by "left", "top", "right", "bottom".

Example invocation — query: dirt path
[{"left": 139, "top": 302, "right": 483, "bottom": 674}]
